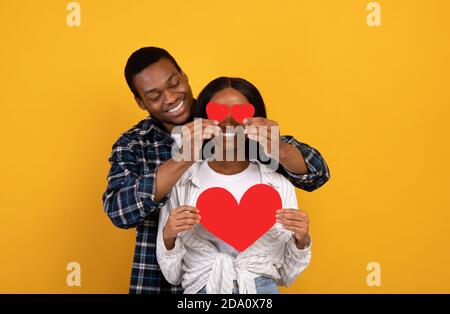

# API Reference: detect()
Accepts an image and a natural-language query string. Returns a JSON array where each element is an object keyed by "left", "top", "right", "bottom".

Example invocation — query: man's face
[{"left": 133, "top": 58, "right": 193, "bottom": 132}]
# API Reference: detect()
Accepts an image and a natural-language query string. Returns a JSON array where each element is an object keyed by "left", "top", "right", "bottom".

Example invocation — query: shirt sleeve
[
  {"left": 156, "top": 190, "right": 186, "bottom": 286},
  {"left": 278, "top": 135, "right": 330, "bottom": 192},
  {"left": 279, "top": 236, "right": 312, "bottom": 286},
  {"left": 277, "top": 178, "right": 312, "bottom": 286},
  {"left": 102, "top": 135, "right": 169, "bottom": 229}
]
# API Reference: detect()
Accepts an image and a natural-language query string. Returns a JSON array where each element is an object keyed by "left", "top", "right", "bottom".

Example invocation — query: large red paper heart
[{"left": 196, "top": 184, "right": 281, "bottom": 252}]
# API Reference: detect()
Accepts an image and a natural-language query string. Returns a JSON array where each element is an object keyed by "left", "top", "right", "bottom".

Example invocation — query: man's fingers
[
  {"left": 185, "top": 118, "right": 219, "bottom": 128},
  {"left": 202, "top": 125, "right": 221, "bottom": 139},
  {"left": 203, "top": 118, "right": 219, "bottom": 126},
  {"left": 244, "top": 128, "right": 274, "bottom": 142},
  {"left": 243, "top": 117, "right": 265, "bottom": 126},
  {"left": 244, "top": 117, "right": 278, "bottom": 127}
]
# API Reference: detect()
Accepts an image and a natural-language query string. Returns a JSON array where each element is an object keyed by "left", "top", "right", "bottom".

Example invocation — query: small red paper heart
[
  {"left": 196, "top": 184, "right": 281, "bottom": 252},
  {"left": 231, "top": 103, "right": 255, "bottom": 124},
  {"left": 206, "top": 102, "right": 229, "bottom": 122}
]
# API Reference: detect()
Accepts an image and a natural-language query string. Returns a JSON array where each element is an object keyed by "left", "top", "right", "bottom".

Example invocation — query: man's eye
[
  {"left": 150, "top": 95, "right": 160, "bottom": 102},
  {"left": 171, "top": 80, "right": 180, "bottom": 88}
]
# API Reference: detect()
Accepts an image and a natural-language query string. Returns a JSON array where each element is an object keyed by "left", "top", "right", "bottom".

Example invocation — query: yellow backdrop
[{"left": 1, "top": 0, "right": 449, "bottom": 293}]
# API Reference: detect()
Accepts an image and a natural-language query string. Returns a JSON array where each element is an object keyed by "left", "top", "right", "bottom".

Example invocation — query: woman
[{"left": 156, "top": 77, "right": 311, "bottom": 294}]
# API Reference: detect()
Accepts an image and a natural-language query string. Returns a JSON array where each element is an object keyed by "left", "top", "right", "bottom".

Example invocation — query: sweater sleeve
[{"left": 156, "top": 187, "right": 186, "bottom": 286}]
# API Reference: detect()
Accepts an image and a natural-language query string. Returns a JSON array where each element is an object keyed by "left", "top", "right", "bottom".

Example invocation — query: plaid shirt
[{"left": 102, "top": 116, "right": 330, "bottom": 294}]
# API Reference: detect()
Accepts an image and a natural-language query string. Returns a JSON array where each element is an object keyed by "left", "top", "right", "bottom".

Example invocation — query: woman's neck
[{"left": 207, "top": 159, "right": 250, "bottom": 175}]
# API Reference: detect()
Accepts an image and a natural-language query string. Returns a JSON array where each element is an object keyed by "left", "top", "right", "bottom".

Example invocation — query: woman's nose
[{"left": 220, "top": 115, "right": 238, "bottom": 127}]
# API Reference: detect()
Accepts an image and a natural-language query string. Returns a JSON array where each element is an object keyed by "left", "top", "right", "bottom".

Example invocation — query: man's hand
[
  {"left": 243, "top": 117, "right": 279, "bottom": 157},
  {"left": 243, "top": 117, "right": 308, "bottom": 175},
  {"left": 154, "top": 119, "right": 219, "bottom": 202},
  {"left": 177, "top": 118, "right": 220, "bottom": 161},
  {"left": 163, "top": 205, "right": 201, "bottom": 250},
  {"left": 276, "top": 209, "right": 310, "bottom": 249}
]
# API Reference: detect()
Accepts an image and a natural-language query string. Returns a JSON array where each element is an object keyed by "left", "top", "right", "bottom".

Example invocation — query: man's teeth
[{"left": 168, "top": 101, "right": 183, "bottom": 113}]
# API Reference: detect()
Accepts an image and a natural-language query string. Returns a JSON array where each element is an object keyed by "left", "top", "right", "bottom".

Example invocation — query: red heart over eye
[
  {"left": 206, "top": 102, "right": 229, "bottom": 121},
  {"left": 231, "top": 103, "right": 255, "bottom": 124}
]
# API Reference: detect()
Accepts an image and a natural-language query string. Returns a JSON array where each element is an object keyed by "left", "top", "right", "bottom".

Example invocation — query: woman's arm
[
  {"left": 156, "top": 193, "right": 186, "bottom": 286},
  {"left": 276, "top": 181, "right": 312, "bottom": 286}
]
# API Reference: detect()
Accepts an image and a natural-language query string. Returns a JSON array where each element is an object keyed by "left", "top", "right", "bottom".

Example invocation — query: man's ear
[{"left": 135, "top": 96, "right": 146, "bottom": 111}]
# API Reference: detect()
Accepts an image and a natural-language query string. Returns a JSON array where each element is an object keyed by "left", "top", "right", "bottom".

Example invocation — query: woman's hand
[
  {"left": 163, "top": 205, "right": 201, "bottom": 250},
  {"left": 276, "top": 209, "right": 310, "bottom": 249}
]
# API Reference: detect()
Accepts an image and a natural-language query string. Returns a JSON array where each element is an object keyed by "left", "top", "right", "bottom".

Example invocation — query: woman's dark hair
[{"left": 193, "top": 77, "right": 267, "bottom": 119}]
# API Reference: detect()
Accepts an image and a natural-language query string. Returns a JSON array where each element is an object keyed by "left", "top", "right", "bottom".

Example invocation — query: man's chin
[{"left": 164, "top": 110, "right": 191, "bottom": 127}]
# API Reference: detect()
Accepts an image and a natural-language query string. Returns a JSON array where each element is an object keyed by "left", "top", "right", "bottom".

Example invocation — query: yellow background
[{"left": 1, "top": 0, "right": 449, "bottom": 293}]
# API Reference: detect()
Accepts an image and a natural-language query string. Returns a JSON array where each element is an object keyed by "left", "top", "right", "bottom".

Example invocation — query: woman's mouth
[{"left": 223, "top": 132, "right": 236, "bottom": 138}]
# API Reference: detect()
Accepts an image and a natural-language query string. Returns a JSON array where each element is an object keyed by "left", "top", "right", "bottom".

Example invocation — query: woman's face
[{"left": 209, "top": 88, "right": 249, "bottom": 155}]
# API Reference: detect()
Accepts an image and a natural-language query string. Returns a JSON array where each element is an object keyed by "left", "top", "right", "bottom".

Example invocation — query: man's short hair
[{"left": 124, "top": 47, "right": 182, "bottom": 99}]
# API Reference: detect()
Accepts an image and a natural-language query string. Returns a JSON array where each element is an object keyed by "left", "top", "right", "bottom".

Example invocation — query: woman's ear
[{"left": 135, "top": 96, "right": 146, "bottom": 111}]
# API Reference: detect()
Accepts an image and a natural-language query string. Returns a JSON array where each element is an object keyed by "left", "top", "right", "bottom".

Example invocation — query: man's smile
[{"left": 165, "top": 99, "right": 185, "bottom": 115}]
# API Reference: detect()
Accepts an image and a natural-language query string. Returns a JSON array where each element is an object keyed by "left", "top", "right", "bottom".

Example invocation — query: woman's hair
[{"left": 193, "top": 77, "right": 267, "bottom": 119}]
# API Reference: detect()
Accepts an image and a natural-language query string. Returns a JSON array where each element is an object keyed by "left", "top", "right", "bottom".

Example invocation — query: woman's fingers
[
  {"left": 175, "top": 224, "right": 197, "bottom": 232},
  {"left": 174, "top": 218, "right": 200, "bottom": 228},
  {"left": 283, "top": 225, "right": 308, "bottom": 234},
  {"left": 172, "top": 206, "right": 201, "bottom": 222},
  {"left": 279, "top": 219, "right": 308, "bottom": 229},
  {"left": 276, "top": 209, "right": 309, "bottom": 223},
  {"left": 173, "top": 205, "right": 199, "bottom": 215},
  {"left": 175, "top": 211, "right": 201, "bottom": 221},
  {"left": 167, "top": 206, "right": 201, "bottom": 235}
]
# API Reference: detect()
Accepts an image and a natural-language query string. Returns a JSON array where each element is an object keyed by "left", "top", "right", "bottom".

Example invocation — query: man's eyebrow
[{"left": 143, "top": 72, "right": 179, "bottom": 96}]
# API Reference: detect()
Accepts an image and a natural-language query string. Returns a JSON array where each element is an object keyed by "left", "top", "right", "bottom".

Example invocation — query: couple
[{"left": 102, "top": 47, "right": 330, "bottom": 294}]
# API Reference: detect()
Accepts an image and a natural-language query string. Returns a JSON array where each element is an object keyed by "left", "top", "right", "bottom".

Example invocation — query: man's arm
[
  {"left": 102, "top": 135, "right": 175, "bottom": 229},
  {"left": 278, "top": 135, "right": 330, "bottom": 192},
  {"left": 243, "top": 117, "right": 330, "bottom": 192},
  {"left": 153, "top": 158, "right": 193, "bottom": 202},
  {"left": 154, "top": 118, "right": 220, "bottom": 201},
  {"left": 103, "top": 119, "right": 218, "bottom": 228}
]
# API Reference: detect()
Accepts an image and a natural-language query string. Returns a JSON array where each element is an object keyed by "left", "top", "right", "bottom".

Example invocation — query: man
[{"left": 102, "top": 47, "right": 330, "bottom": 294}]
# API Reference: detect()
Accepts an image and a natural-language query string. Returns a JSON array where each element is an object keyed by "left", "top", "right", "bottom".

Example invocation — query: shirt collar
[{"left": 178, "top": 160, "right": 281, "bottom": 189}]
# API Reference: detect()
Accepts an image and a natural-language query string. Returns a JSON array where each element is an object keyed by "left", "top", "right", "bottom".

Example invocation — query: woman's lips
[{"left": 223, "top": 132, "right": 237, "bottom": 138}]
